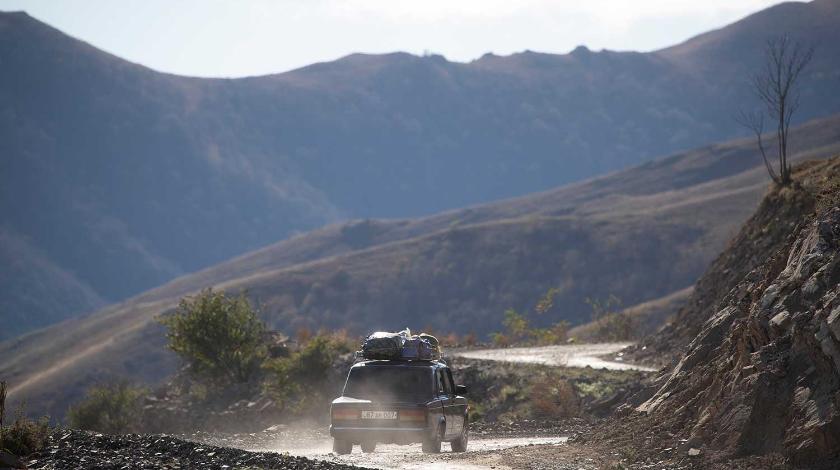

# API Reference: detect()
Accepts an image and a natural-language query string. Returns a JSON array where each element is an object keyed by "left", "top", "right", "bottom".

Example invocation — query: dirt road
[
  {"left": 271, "top": 436, "right": 567, "bottom": 470},
  {"left": 192, "top": 428, "right": 571, "bottom": 470},
  {"left": 452, "top": 342, "right": 656, "bottom": 371}
]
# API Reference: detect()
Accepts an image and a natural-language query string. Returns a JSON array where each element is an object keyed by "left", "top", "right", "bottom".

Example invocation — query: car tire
[
  {"left": 360, "top": 441, "right": 376, "bottom": 453},
  {"left": 333, "top": 438, "right": 352, "bottom": 455},
  {"left": 422, "top": 426, "right": 442, "bottom": 453},
  {"left": 450, "top": 418, "right": 468, "bottom": 452}
]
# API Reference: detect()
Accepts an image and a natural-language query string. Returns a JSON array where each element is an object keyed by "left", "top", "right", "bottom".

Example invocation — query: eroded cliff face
[
  {"left": 631, "top": 179, "right": 818, "bottom": 368},
  {"left": 638, "top": 160, "right": 840, "bottom": 466}
]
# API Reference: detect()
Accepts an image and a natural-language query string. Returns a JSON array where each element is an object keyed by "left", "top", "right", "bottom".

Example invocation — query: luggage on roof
[
  {"left": 401, "top": 336, "right": 436, "bottom": 360},
  {"left": 361, "top": 331, "right": 405, "bottom": 359},
  {"left": 418, "top": 333, "right": 439, "bottom": 349},
  {"left": 359, "top": 329, "right": 440, "bottom": 361}
]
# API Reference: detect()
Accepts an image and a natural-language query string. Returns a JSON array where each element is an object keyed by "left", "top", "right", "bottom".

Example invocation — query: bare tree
[{"left": 739, "top": 35, "right": 813, "bottom": 185}]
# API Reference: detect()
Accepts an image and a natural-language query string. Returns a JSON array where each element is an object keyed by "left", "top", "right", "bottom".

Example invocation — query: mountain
[
  {"left": 3, "top": 0, "right": 840, "bottom": 339},
  {"left": 4, "top": 113, "right": 840, "bottom": 418}
]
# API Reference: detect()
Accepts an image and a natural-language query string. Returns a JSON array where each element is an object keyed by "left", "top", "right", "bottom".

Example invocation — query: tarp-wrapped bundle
[
  {"left": 359, "top": 328, "right": 440, "bottom": 361},
  {"left": 361, "top": 331, "right": 407, "bottom": 359}
]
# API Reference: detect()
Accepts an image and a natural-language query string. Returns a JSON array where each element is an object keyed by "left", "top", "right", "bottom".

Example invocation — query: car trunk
[{"left": 331, "top": 398, "right": 431, "bottom": 428}]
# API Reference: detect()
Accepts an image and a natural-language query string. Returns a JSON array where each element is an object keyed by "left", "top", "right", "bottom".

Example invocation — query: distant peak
[
  {"left": 421, "top": 52, "right": 448, "bottom": 63},
  {"left": 571, "top": 45, "right": 591, "bottom": 55}
]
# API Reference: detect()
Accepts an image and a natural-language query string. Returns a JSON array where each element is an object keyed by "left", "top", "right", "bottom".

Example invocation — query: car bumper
[{"left": 330, "top": 425, "right": 430, "bottom": 444}]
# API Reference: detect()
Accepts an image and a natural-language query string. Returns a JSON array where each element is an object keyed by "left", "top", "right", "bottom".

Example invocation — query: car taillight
[
  {"left": 399, "top": 409, "right": 426, "bottom": 422},
  {"left": 332, "top": 408, "right": 359, "bottom": 421}
]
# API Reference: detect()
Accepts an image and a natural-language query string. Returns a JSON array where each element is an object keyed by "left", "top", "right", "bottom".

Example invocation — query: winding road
[
  {"left": 452, "top": 342, "right": 656, "bottom": 372},
  {"left": 205, "top": 342, "right": 654, "bottom": 469}
]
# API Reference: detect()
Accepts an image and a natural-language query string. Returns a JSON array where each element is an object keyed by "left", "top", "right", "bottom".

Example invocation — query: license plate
[{"left": 361, "top": 410, "right": 397, "bottom": 420}]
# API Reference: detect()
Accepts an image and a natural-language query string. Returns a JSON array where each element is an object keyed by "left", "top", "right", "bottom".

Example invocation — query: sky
[{"left": 0, "top": 0, "right": 786, "bottom": 78}]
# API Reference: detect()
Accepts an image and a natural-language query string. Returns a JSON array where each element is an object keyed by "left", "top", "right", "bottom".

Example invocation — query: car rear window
[{"left": 343, "top": 366, "right": 433, "bottom": 402}]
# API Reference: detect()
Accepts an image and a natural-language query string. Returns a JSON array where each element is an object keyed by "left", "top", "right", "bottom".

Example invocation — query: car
[{"left": 329, "top": 359, "right": 469, "bottom": 454}]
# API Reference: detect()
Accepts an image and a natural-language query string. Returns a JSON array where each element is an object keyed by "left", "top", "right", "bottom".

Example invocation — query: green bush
[
  {"left": 66, "top": 381, "right": 145, "bottom": 434},
  {"left": 0, "top": 382, "right": 50, "bottom": 457},
  {"left": 502, "top": 309, "right": 529, "bottom": 341},
  {"left": 531, "top": 321, "right": 570, "bottom": 345},
  {"left": 263, "top": 335, "right": 352, "bottom": 415},
  {"left": 491, "top": 303, "right": 569, "bottom": 346},
  {"left": 159, "top": 289, "right": 266, "bottom": 384}
]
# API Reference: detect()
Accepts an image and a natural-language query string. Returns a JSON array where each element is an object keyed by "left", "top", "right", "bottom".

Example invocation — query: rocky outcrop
[
  {"left": 630, "top": 184, "right": 817, "bottom": 368},
  {"left": 637, "top": 197, "right": 840, "bottom": 466},
  {"left": 585, "top": 158, "right": 840, "bottom": 468}
]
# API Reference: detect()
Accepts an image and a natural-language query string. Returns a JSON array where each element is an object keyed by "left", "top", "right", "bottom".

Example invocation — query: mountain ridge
[{"left": 2, "top": 0, "right": 840, "bottom": 339}]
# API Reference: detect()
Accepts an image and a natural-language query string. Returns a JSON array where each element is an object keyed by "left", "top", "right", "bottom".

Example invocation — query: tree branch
[{"left": 737, "top": 110, "right": 780, "bottom": 184}]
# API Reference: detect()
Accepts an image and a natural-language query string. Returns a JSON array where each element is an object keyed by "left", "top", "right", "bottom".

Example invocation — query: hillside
[
  {"left": 4, "top": 114, "right": 840, "bottom": 418},
  {"left": 593, "top": 157, "right": 840, "bottom": 468},
  {"left": 3, "top": 0, "right": 840, "bottom": 338}
]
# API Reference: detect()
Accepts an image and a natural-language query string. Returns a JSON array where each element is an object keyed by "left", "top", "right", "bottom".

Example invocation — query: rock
[
  {"left": 770, "top": 311, "right": 791, "bottom": 331},
  {"left": 614, "top": 403, "right": 633, "bottom": 417},
  {"left": 761, "top": 284, "right": 781, "bottom": 310},
  {"left": 819, "top": 335, "right": 840, "bottom": 373},
  {"left": 688, "top": 448, "right": 701, "bottom": 457},
  {"left": 828, "top": 306, "right": 840, "bottom": 342}
]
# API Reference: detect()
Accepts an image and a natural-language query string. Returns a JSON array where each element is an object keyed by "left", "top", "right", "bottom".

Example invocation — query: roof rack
[{"left": 353, "top": 356, "right": 447, "bottom": 366}]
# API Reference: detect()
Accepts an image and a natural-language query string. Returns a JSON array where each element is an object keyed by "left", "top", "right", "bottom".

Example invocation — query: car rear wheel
[
  {"left": 333, "top": 438, "right": 352, "bottom": 455},
  {"left": 422, "top": 426, "right": 442, "bottom": 453},
  {"left": 361, "top": 441, "right": 376, "bottom": 453},
  {"left": 451, "top": 418, "right": 468, "bottom": 452}
]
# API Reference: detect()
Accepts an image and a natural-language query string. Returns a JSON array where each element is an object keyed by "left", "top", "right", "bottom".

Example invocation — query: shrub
[
  {"left": 491, "top": 332, "right": 510, "bottom": 347},
  {"left": 159, "top": 289, "right": 266, "bottom": 384},
  {"left": 499, "top": 384, "right": 520, "bottom": 404},
  {"left": 0, "top": 412, "right": 50, "bottom": 457},
  {"left": 493, "top": 307, "right": 570, "bottom": 346},
  {"left": 502, "top": 309, "right": 529, "bottom": 342},
  {"left": 528, "top": 376, "right": 581, "bottom": 418},
  {"left": 531, "top": 321, "right": 570, "bottom": 345},
  {"left": 0, "top": 381, "right": 50, "bottom": 457},
  {"left": 591, "top": 312, "right": 638, "bottom": 341},
  {"left": 535, "top": 288, "right": 560, "bottom": 314},
  {"left": 66, "top": 381, "right": 145, "bottom": 434},
  {"left": 585, "top": 295, "right": 638, "bottom": 341},
  {"left": 263, "top": 334, "right": 353, "bottom": 416}
]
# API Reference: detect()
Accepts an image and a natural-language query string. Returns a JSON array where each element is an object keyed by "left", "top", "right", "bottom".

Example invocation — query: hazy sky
[{"left": 0, "top": 0, "right": 785, "bottom": 78}]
